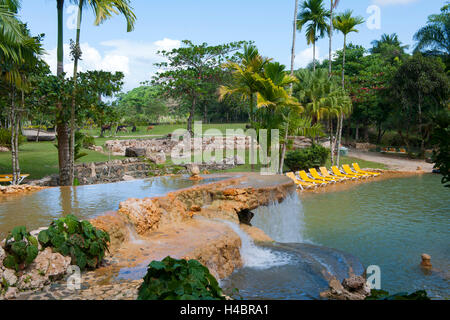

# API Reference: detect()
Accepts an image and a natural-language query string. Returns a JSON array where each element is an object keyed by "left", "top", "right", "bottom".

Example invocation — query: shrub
[
  {"left": 82, "top": 134, "right": 95, "bottom": 149},
  {"left": 2, "top": 226, "right": 39, "bottom": 271},
  {"left": 137, "top": 256, "right": 225, "bottom": 300},
  {"left": 365, "top": 289, "right": 430, "bottom": 300},
  {"left": 38, "top": 214, "right": 110, "bottom": 271},
  {"left": 284, "top": 144, "right": 329, "bottom": 172},
  {"left": 0, "top": 128, "right": 25, "bottom": 148}
]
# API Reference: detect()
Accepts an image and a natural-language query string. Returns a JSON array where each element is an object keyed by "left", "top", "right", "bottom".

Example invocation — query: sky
[{"left": 18, "top": 0, "right": 445, "bottom": 92}]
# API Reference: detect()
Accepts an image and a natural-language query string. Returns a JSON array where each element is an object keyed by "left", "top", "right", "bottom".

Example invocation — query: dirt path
[{"left": 348, "top": 149, "right": 434, "bottom": 172}]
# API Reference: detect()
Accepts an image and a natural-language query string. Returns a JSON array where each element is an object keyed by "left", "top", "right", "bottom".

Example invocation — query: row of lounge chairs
[
  {"left": 0, "top": 174, "right": 30, "bottom": 185},
  {"left": 286, "top": 163, "right": 381, "bottom": 190}
]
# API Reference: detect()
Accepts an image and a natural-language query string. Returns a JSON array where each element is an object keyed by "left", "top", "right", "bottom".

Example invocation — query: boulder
[
  {"left": 125, "top": 147, "right": 146, "bottom": 158},
  {"left": 320, "top": 275, "right": 371, "bottom": 300},
  {"left": 146, "top": 151, "right": 166, "bottom": 164},
  {"left": 3, "top": 269, "right": 18, "bottom": 286},
  {"left": 122, "top": 175, "right": 135, "bottom": 181},
  {"left": 4, "top": 287, "right": 18, "bottom": 299},
  {"left": 0, "top": 245, "right": 5, "bottom": 265},
  {"left": 0, "top": 146, "right": 9, "bottom": 152}
]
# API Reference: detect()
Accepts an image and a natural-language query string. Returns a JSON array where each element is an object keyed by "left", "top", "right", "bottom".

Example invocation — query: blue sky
[{"left": 18, "top": 0, "right": 445, "bottom": 92}]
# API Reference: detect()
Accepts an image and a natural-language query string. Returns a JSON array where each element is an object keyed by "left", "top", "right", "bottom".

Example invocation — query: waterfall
[
  {"left": 251, "top": 192, "right": 307, "bottom": 243},
  {"left": 220, "top": 220, "right": 291, "bottom": 269}
]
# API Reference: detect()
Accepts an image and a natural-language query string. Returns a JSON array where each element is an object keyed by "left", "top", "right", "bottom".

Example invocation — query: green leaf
[
  {"left": 25, "top": 245, "right": 39, "bottom": 265},
  {"left": 38, "top": 230, "right": 50, "bottom": 244},
  {"left": 3, "top": 255, "right": 18, "bottom": 271}
]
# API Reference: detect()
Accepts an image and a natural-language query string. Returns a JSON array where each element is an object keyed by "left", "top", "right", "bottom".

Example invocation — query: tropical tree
[
  {"left": 328, "top": 0, "right": 339, "bottom": 77},
  {"left": 253, "top": 62, "right": 302, "bottom": 173},
  {"left": 297, "top": 0, "right": 330, "bottom": 71},
  {"left": 370, "top": 33, "right": 409, "bottom": 63},
  {"left": 0, "top": 0, "right": 45, "bottom": 184},
  {"left": 333, "top": 10, "right": 363, "bottom": 164},
  {"left": 290, "top": 0, "right": 299, "bottom": 88},
  {"left": 68, "top": 0, "right": 136, "bottom": 184},
  {"left": 414, "top": 2, "right": 450, "bottom": 59}
]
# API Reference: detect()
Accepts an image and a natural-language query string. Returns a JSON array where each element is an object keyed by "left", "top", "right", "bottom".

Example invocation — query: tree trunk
[
  {"left": 69, "top": 0, "right": 84, "bottom": 185},
  {"left": 313, "top": 41, "right": 316, "bottom": 71},
  {"left": 279, "top": 117, "right": 290, "bottom": 174},
  {"left": 329, "top": 117, "right": 335, "bottom": 165},
  {"left": 56, "top": 0, "right": 71, "bottom": 186},
  {"left": 418, "top": 93, "right": 425, "bottom": 157},
  {"left": 329, "top": 0, "right": 334, "bottom": 77},
  {"left": 187, "top": 96, "right": 196, "bottom": 136},
  {"left": 10, "top": 88, "right": 19, "bottom": 185},
  {"left": 342, "top": 35, "right": 346, "bottom": 88},
  {"left": 203, "top": 103, "right": 208, "bottom": 124},
  {"left": 336, "top": 114, "right": 344, "bottom": 166},
  {"left": 290, "top": 0, "right": 299, "bottom": 92}
]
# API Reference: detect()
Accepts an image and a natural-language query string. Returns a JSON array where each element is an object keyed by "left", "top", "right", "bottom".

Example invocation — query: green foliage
[
  {"left": 365, "top": 289, "right": 430, "bottom": 300},
  {"left": 431, "top": 110, "right": 450, "bottom": 187},
  {"left": 285, "top": 144, "right": 329, "bottom": 171},
  {"left": 82, "top": 134, "right": 95, "bottom": 149},
  {"left": 137, "top": 256, "right": 225, "bottom": 300},
  {"left": 2, "top": 226, "right": 39, "bottom": 271},
  {"left": 0, "top": 128, "right": 25, "bottom": 148},
  {"left": 38, "top": 214, "right": 110, "bottom": 271}
]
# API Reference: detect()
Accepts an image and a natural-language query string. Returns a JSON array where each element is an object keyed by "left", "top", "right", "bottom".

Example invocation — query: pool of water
[
  {"left": 0, "top": 175, "right": 225, "bottom": 239},
  {"left": 250, "top": 174, "right": 449, "bottom": 299}
]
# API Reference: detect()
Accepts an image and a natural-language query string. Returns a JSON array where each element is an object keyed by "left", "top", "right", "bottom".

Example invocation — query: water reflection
[{"left": 0, "top": 175, "right": 225, "bottom": 238}]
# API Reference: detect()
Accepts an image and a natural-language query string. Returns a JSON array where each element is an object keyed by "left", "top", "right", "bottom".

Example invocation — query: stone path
[{"left": 348, "top": 149, "right": 434, "bottom": 172}]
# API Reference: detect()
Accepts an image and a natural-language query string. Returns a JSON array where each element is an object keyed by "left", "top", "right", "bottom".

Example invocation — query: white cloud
[
  {"left": 294, "top": 46, "right": 334, "bottom": 69},
  {"left": 372, "top": 0, "right": 418, "bottom": 6},
  {"left": 43, "top": 38, "right": 181, "bottom": 92}
]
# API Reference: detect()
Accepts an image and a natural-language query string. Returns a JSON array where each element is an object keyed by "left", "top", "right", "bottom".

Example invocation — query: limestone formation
[{"left": 320, "top": 274, "right": 371, "bottom": 300}]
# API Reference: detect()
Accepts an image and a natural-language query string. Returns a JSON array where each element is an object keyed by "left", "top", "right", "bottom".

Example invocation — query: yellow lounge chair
[
  {"left": 352, "top": 163, "right": 381, "bottom": 177},
  {"left": 309, "top": 168, "right": 337, "bottom": 183},
  {"left": 286, "top": 172, "right": 316, "bottom": 190},
  {"left": 0, "top": 174, "right": 30, "bottom": 184},
  {"left": 342, "top": 164, "right": 370, "bottom": 179},
  {"left": 319, "top": 167, "right": 348, "bottom": 181},
  {"left": 331, "top": 166, "right": 359, "bottom": 180},
  {"left": 297, "top": 171, "right": 329, "bottom": 186}
]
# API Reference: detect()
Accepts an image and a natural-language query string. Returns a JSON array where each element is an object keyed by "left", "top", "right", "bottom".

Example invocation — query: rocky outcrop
[
  {"left": 0, "top": 185, "right": 45, "bottom": 195},
  {"left": 320, "top": 274, "right": 371, "bottom": 300}
]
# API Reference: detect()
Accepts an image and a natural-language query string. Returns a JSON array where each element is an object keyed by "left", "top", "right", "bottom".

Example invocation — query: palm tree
[
  {"left": 253, "top": 62, "right": 302, "bottom": 173},
  {"left": 290, "top": 0, "right": 299, "bottom": 89},
  {"left": 328, "top": 0, "right": 339, "bottom": 77},
  {"left": 0, "top": 0, "right": 44, "bottom": 184},
  {"left": 68, "top": 0, "right": 136, "bottom": 184},
  {"left": 414, "top": 2, "right": 450, "bottom": 57},
  {"left": 333, "top": 10, "right": 362, "bottom": 165},
  {"left": 297, "top": 0, "right": 330, "bottom": 71},
  {"left": 219, "top": 44, "right": 271, "bottom": 171}
]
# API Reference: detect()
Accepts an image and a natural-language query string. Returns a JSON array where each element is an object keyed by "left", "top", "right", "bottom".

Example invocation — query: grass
[
  {"left": 82, "top": 123, "right": 248, "bottom": 139},
  {"left": 0, "top": 141, "right": 125, "bottom": 180}
]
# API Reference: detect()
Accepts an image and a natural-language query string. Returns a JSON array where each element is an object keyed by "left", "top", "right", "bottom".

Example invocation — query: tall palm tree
[
  {"left": 290, "top": 0, "right": 299, "bottom": 89},
  {"left": 68, "top": 0, "right": 136, "bottom": 184},
  {"left": 333, "top": 10, "right": 362, "bottom": 165},
  {"left": 328, "top": 0, "right": 339, "bottom": 77},
  {"left": 414, "top": 2, "right": 450, "bottom": 57},
  {"left": 297, "top": 0, "right": 330, "bottom": 71},
  {"left": 0, "top": 0, "right": 44, "bottom": 184},
  {"left": 219, "top": 44, "right": 271, "bottom": 171},
  {"left": 254, "top": 62, "right": 301, "bottom": 173}
]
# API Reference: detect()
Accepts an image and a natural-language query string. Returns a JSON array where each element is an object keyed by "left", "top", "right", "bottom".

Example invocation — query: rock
[
  {"left": 122, "top": 175, "right": 135, "bottom": 181},
  {"left": 0, "top": 245, "right": 5, "bottom": 265},
  {"left": 3, "top": 269, "right": 18, "bottom": 286},
  {"left": 0, "top": 146, "right": 9, "bottom": 152},
  {"left": 187, "top": 164, "right": 200, "bottom": 176},
  {"left": 4, "top": 287, "right": 18, "bottom": 299},
  {"left": 146, "top": 151, "right": 166, "bottom": 164},
  {"left": 421, "top": 253, "right": 432, "bottom": 268},
  {"left": 320, "top": 275, "right": 370, "bottom": 300},
  {"left": 125, "top": 147, "right": 146, "bottom": 158}
]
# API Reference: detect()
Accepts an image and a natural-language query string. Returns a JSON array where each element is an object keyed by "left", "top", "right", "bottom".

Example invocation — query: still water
[
  {"left": 248, "top": 174, "right": 449, "bottom": 299},
  {"left": 0, "top": 176, "right": 225, "bottom": 239}
]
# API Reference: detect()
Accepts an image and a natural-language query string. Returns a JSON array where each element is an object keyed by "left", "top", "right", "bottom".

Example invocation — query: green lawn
[
  {"left": 83, "top": 123, "right": 248, "bottom": 140},
  {"left": 0, "top": 141, "right": 125, "bottom": 180}
]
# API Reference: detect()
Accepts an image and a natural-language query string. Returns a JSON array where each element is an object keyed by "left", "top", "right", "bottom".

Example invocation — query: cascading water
[
  {"left": 219, "top": 220, "right": 291, "bottom": 269},
  {"left": 251, "top": 192, "right": 308, "bottom": 243}
]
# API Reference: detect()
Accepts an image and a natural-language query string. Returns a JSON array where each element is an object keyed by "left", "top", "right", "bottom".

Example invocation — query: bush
[
  {"left": 137, "top": 256, "right": 225, "bottom": 300},
  {"left": 0, "top": 128, "right": 25, "bottom": 148},
  {"left": 82, "top": 134, "right": 95, "bottom": 149},
  {"left": 2, "top": 226, "right": 39, "bottom": 271},
  {"left": 284, "top": 144, "right": 329, "bottom": 172},
  {"left": 365, "top": 289, "right": 430, "bottom": 300},
  {"left": 38, "top": 214, "right": 110, "bottom": 271}
]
